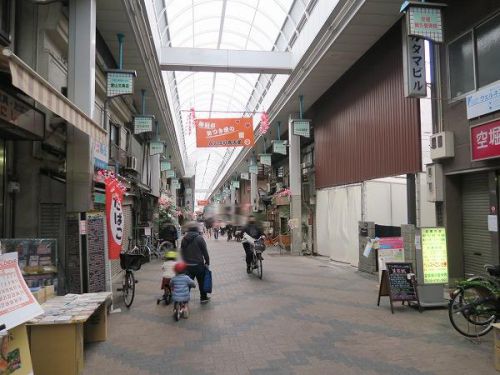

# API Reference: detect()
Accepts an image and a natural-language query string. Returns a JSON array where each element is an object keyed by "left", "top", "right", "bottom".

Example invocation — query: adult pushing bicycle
[{"left": 448, "top": 264, "right": 500, "bottom": 337}]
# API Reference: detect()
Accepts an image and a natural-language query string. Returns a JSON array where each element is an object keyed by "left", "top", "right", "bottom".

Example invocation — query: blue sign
[{"left": 467, "top": 81, "right": 500, "bottom": 119}]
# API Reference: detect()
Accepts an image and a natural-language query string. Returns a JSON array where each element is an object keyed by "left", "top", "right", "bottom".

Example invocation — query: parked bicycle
[
  {"left": 154, "top": 234, "right": 175, "bottom": 259},
  {"left": 117, "top": 239, "right": 146, "bottom": 308},
  {"left": 244, "top": 233, "right": 265, "bottom": 279},
  {"left": 448, "top": 264, "right": 500, "bottom": 337}
]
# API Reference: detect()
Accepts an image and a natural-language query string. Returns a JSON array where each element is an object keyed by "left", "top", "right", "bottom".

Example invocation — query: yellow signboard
[{"left": 421, "top": 227, "right": 448, "bottom": 284}]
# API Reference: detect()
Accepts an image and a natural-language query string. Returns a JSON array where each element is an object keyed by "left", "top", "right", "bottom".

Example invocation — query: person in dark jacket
[
  {"left": 181, "top": 222, "right": 211, "bottom": 303},
  {"left": 242, "top": 215, "right": 264, "bottom": 273}
]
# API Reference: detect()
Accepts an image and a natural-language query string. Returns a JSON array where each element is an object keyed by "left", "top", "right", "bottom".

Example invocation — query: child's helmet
[
  {"left": 174, "top": 261, "right": 187, "bottom": 274},
  {"left": 165, "top": 251, "right": 177, "bottom": 260}
]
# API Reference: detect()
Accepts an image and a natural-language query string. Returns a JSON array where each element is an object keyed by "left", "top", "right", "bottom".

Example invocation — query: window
[
  {"left": 448, "top": 13, "right": 500, "bottom": 99},
  {"left": 110, "top": 124, "right": 119, "bottom": 147},
  {"left": 0, "top": 0, "right": 11, "bottom": 45}
]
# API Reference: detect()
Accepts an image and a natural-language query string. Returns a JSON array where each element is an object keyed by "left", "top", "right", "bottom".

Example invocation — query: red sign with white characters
[
  {"left": 105, "top": 177, "right": 125, "bottom": 259},
  {"left": 471, "top": 119, "right": 500, "bottom": 161}
]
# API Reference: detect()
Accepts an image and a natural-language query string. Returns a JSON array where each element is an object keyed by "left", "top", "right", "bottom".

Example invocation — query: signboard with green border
[
  {"left": 293, "top": 120, "right": 311, "bottom": 138},
  {"left": 134, "top": 115, "right": 154, "bottom": 134},
  {"left": 106, "top": 70, "right": 136, "bottom": 97},
  {"left": 421, "top": 227, "right": 448, "bottom": 284}
]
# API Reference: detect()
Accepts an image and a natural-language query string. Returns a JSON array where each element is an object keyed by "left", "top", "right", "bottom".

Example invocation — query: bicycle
[
  {"left": 448, "top": 264, "right": 500, "bottom": 337},
  {"left": 173, "top": 301, "right": 189, "bottom": 321},
  {"left": 244, "top": 234, "right": 265, "bottom": 279},
  {"left": 117, "top": 239, "right": 146, "bottom": 308},
  {"left": 154, "top": 235, "right": 175, "bottom": 259}
]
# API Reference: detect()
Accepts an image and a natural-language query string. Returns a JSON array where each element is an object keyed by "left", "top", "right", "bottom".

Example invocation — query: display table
[{"left": 27, "top": 292, "right": 112, "bottom": 375}]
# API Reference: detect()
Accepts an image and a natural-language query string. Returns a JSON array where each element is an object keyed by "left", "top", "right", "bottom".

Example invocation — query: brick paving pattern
[{"left": 84, "top": 238, "right": 496, "bottom": 375}]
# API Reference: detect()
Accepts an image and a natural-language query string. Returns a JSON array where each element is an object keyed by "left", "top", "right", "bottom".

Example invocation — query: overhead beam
[{"left": 160, "top": 47, "right": 294, "bottom": 74}]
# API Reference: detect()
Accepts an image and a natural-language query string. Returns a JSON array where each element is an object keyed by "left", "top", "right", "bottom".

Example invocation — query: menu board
[
  {"left": 86, "top": 212, "right": 106, "bottom": 293},
  {"left": 66, "top": 215, "right": 82, "bottom": 294},
  {"left": 0, "top": 238, "right": 57, "bottom": 290},
  {"left": 421, "top": 227, "right": 448, "bottom": 284},
  {"left": 386, "top": 263, "right": 417, "bottom": 301},
  {"left": 376, "top": 237, "right": 404, "bottom": 280}
]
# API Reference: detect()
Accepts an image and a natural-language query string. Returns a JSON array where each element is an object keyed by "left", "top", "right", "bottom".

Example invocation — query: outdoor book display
[
  {"left": 27, "top": 292, "right": 112, "bottom": 375},
  {"left": 377, "top": 262, "right": 421, "bottom": 314}
]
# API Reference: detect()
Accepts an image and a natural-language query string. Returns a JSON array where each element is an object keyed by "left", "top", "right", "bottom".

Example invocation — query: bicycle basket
[
  {"left": 120, "top": 252, "right": 144, "bottom": 271},
  {"left": 254, "top": 241, "right": 266, "bottom": 252}
]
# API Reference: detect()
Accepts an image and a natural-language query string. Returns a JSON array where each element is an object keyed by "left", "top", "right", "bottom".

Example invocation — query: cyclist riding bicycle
[{"left": 242, "top": 215, "right": 264, "bottom": 274}]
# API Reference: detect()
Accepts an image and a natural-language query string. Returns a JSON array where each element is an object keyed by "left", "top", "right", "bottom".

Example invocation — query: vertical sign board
[
  {"left": 407, "top": 5, "right": 444, "bottom": 43},
  {"left": 471, "top": 119, "right": 500, "bottom": 161},
  {"left": 260, "top": 154, "right": 272, "bottom": 166},
  {"left": 150, "top": 141, "right": 164, "bottom": 156},
  {"left": 273, "top": 140, "right": 287, "bottom": 155},
  {"left": 293, "top": 120, "right": 311, "bottom": 138},
  {"left": 133, "top": 115, "right": 154, "bottom": 134},
  {"left": 66, "top": 214, "right": 82, "bottom": 293},
  {"left": 421, "top": 227, "right": 448, "bottom": 284},
  {"left": 402, "top": 30, "right": 426, "bottom": 98},
  {"left": 160, "top": 161, "right": 171, "bottom": 171},
  {"left": 106, "top": 70, "right": 136, "bottom": 97},
  {"left": 86, "top": 212, "right": 106, "bottom": 292}
]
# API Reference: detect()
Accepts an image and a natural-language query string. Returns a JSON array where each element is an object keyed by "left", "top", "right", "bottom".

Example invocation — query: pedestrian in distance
[
  {"left": 170, "top": 261, "right": 196, "bottom": 318},
  {"left": 181, "top": 222, "right": 211, "bottom": 304}
]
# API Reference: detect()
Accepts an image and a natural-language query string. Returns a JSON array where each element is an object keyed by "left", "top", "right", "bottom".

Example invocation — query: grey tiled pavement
[{"left": 84, "top": 238, "right": 496, "bottom": 375}]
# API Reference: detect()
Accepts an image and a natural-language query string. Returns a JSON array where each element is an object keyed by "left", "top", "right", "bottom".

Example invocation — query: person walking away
[
  {"left": 170, "top": 261, "right": 196, "bottom": 318},
  {"left": 181, "top": 222, "right": 211, "bottom": 304},
  {"left": 213, "top": 226, "right": 219, "bottom": 240},
  {"left": 242, "top": 215, "right": 264, "bottom": 274}
]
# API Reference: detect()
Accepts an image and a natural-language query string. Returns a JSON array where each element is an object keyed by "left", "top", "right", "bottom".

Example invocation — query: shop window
[
  {"left": 0, "top": 0, "right": 11, "bottom": 46},
  {"left": 448, "top": 13, "right": 500, "bottom": 99}
]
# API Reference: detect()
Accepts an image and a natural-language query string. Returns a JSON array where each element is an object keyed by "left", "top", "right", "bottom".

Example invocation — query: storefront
[{"left": 438, "top": 2, "right": 500, "bottom": 280}]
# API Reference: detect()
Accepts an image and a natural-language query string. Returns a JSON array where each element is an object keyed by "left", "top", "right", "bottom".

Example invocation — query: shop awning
[{"left": 1, "top": 48, "right": 107, "bottom": 144}]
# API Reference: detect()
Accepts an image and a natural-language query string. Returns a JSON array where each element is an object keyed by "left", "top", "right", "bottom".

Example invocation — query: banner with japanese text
[
  {"left": 105, "top": 177, "right": 125, "bottom": 259},
  {"left": 196, "top": 118, "right": 254, "bottom": 147}
]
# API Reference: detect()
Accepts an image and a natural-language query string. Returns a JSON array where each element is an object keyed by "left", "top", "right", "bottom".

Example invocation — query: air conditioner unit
[
  {"left": 126, "top": 156, "right": 138, "bottom": 170},
  {"left": 426, "top": 163, "right": 443, "bottom": 202},
  {"left": 430, "top": 131, "right": 454, "bottom": 160}
]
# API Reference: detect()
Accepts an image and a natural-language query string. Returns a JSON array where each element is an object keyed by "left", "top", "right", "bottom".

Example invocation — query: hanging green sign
[
  {"left": 166, "top": 170, "right": 176, "bottom": 178},
  {"left": 293, "top": 119, "right": 311, "bottom": 138},
  {"left": 160, "top": 161, "right": 170, "bottom": 171},
  {"left": 171, "top": 179, "right": 180, "bottom": 189},
  {"left": 273, "top": 140, "right": 287, "bottom": 155},
  {"left": 421, "top": 227, "right": 448, "bottom": 284},
  {"left": 241, "top": 172, "right": 249, "bottom": 180},
  {"left": 232, "top": 180, "right": 240, "bottom": 189},
  {"left": 249, "top": 165, "right": 258, "bottom": 174},
  {"left": 150, "top": 141, "right": 164, "bottom": 156},
  {"left": 106, "top": 70, "right": 136, "bottom": 97},
  {"left": 260, "top": 154, "right": 272, "bottom": 166},
  {"left": 134, "top": 115, "right": 154, "bottom": 134}
]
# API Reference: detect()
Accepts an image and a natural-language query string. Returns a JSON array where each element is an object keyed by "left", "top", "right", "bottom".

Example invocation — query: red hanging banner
[{"left": 105, "top": 176, "right": 125, "bottom": 259}]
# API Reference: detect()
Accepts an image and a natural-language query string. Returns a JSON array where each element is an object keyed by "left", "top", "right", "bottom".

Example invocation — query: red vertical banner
[{"left": 105, "top": 177, "right": 125, "bottom": 259}]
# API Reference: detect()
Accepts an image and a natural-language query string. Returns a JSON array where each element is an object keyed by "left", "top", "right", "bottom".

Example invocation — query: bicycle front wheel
[
  {"left": 448, "top": 285, "right": 496, "bottom": 337},
  {"left": 123, "top": 271, "right": 136, "bottom": 308},
  {"left": 257, "top": 258, "right": 263, "bottom": 279}
]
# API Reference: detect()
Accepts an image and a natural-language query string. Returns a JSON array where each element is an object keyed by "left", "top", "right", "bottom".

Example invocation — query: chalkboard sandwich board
[{"left": 377, "top": 262, "right": 421, "bottom": 314}]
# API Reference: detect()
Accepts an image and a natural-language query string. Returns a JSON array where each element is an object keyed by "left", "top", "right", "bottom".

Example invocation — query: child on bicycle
[
  {"left": 159, "top": 250, "right": 177, "bottom": 304},
  {"left": 170, "top": 261, "right": 196, "bottom": 318}
]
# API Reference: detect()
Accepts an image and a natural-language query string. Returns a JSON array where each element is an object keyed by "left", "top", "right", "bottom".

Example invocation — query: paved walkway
[{"left": 84, "top": 238, "right": 496, "bottom": 375}]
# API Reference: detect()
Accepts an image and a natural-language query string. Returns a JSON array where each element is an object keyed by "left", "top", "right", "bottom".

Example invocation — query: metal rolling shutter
[{"left": 462, "top": 173, "right": 492, "bottom": 276}]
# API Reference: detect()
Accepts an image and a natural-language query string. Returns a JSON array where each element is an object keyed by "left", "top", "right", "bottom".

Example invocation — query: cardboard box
[
  {"left": 31, "top": 288, "right": 46, "bottom": 304},
  {"left": 492, "top": 323, "right": 500, "bottom": 371}
]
